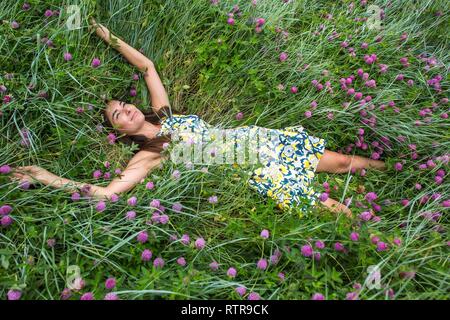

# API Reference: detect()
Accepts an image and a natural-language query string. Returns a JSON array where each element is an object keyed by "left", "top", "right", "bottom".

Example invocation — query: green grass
[{"left": 0, "top": 0, "right": 448, "bottom": 300}]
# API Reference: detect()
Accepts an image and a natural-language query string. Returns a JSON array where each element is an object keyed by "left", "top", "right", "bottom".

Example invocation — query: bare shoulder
[{"left": 128, "top": 150, "right": 162, "bottom": 166}]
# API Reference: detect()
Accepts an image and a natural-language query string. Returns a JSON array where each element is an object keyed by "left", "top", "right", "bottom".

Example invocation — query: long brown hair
[{"left": 103, "top": 101, "right": 184, "bottom": 154}]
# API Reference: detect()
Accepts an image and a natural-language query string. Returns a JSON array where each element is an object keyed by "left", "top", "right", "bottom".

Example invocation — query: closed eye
[{"left": 112, "top": 102, "right": 125, "bottom": 121}]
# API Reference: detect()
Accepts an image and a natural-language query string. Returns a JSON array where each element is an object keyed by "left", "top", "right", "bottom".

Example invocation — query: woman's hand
[
  {"left": 89, "top": 17, "right": 110, "bottom": 42},
  {"left": 11, "top": 165, "right": 56, "bottom": 186}
]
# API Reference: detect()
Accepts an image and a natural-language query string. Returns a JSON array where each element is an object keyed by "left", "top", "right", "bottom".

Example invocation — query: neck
[{"left": 133, "top": 122, "right": 162, "bottom": 139}]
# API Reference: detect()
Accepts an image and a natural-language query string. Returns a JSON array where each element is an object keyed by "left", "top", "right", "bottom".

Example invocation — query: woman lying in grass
[{"left": 12, "top": 19, "right": 386, "bottom": 217}]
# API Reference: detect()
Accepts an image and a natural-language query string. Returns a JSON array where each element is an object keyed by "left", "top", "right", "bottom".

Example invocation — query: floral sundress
[{"left": 156, "top": 114, "right": 326, "bottom": 212}]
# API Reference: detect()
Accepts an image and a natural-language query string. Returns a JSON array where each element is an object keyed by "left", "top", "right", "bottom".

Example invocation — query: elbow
[{"left": 142, "top": 60, "right": 154, "bottom": 72}]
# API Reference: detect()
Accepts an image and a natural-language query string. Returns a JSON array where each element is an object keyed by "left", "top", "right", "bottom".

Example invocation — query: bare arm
[
  {"left": 90, "top": 18, "right": 153, "bottom": 71},
  {"left": 90, "top": 18, "right": 171, "bottom": 114},
  {"left": 13, "top": 151, "right": 163, "bottom": 200}
]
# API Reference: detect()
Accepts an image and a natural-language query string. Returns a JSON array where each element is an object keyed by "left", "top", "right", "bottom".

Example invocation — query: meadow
[{"left": 0, "top": 0, "right": 448, "bottom": 300}]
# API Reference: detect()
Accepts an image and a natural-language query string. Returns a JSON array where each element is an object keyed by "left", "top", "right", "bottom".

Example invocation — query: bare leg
[{"left": 316, "top": 150, "right": 386, "bottom": 174}]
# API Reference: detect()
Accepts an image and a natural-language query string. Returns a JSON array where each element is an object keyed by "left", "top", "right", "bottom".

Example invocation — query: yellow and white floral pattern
[{"left": 157, "top": 114, "right": 326, "bottom": 212}]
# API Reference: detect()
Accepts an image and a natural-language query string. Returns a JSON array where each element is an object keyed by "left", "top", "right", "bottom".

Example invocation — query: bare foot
[{"left": 369, "top": 159, "right": 387, "bottom": 171}]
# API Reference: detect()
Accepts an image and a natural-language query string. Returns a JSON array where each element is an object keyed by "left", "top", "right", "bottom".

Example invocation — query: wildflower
[
  {"left": 110, "top": 194, "right": 119, "bottom": 202},
  {"left": 141, "top": 249, "right": 152, "bottom": 261},
  {"left": 315, "top": 240, "right": 325, "bottom": 249},
  {"left": 47, "top": 239, "right": 56, "bottom": 248},
  {"left": 370, "top": 235, "right": 380, "bottom": 244},
  {"left": 376, "top": 241, "right": 388, "bottom": 251},
  {"left": 393, "top": 238, "right": 402, "bottom": 246},
  {"left": 365, "top": 192, "right": 377, "bottom": 203},
  {"left": 7, "top": 289, "right": 21, "bottom": 300},
  {"left": 235, "top": 112, "right": 244, "bottom": 120},
  {"left": 127, "top": 196, "right": 137, "bottom": 206},
  {"left": 172, "top": 202, "right": 183, "bottom": 212},
  {"left": 290, "top": 86, "right": 298, "bottom": 94},
  {"left": 11, "top": 21, "right": 20, "bottom": 29},
  {"left": 150, "top": 199, "right": 160, "bottom": 208},
  {"left": 71, "top": 277, "right": 85, "bottom": 291},
  {"left": 175, "top": 257, "right": 187, "bottom": 266},
  {"left": 227, "top": 267, "right": 237, "bottom": 278},
  {"left": 394, "top": 162, "right": 403, "bottom": 171},
  {"left": 91, "top": 57, "right": 101, "bottom": 68},
  {"left": 208, "top": 195, "right": 218, "bottom": 204},
  {"left": 181, "top": 234, "right": 190, "bottom": 245},
  {"left": 44, "top": 9, "right": 53, "bottom": 17},
  {"left": 319, "top": 192, "right": 329, "bottom": 202},
  {"left": 153, "top": 257, "right": 164, "bottom": 268},
  {"left": 350, "top": 232, "right": 359, "bottom": 241},
  {"left": 279, "top": 52, "right": 288, "bottom": 62},
  {"left": 235, "top": 287, "right": 246, "bottom": 296},
  {"left": 312, "top": 293, "right": 325, "bottom": 300},
  {"left": 248, "top": 292, "right": 261, "bottom": 300},
  {"left": 359, "top": 211, "right": 372, "bottom": 221},
  {"left": 0, "top": 205, "right": 12, "bottom": 215},
  {"left": 104, "top": 293, "right": 119, "bottom": 300},
  {"left": 195, "top": 237, "right": 206, "bottom": 249},
  {"left": 256, "top": 258, "right": 268, "bottom": 270},
  {"left": 125, "top": 211, "right": 136, "bottom": 220},
  {"left": 227, "top": 18, "right": 235, "bottom": 25},
  {"left": 60, "top": 288, "right": 72, "bottom": 300},
  {"left": 0, "top": 165, "right": 11, "bottom": 174},
  {"left": 346, "top": 292, "right": 359, "bottom": 300},
  {"left": 301, "top": 245, "right": 313, "bottom": 257},
  {"left": 314, "top": 252, "right": 321, "bottom": 261},
  {"left": 107, "top": 133, "right": 116, "bottom": 144},
  {"left": 80, "top": 292, "right": 94, "bottom": 300},
  {"left": 19, "top": 181, "right": 31, "bottom": 190},
  {"left": 334, "top": 242, "right": 345, "bottom": 252},
  {"left": 210, "top": 261, "right": 219, "bottom": 271},
  {"left": 260, "top": 229, "right": 269, "bottom": 239},
  {"left": 137, "top": 231, "right": 149, "bottom": 244},
  {"left": 256, "top": 17, "right": 265, "bottom": 27},
  {"left": 146, "top": 181, "right": 154, "bottom": 189},
  {"left": 159, "top": 214, "right": 169, "bottom": 224},
  {"left": 95, "top": 201, "right": 106, "bottom": 212},
  {"left": 93, "top": 170, "right": 102, "bottom": 179},
  {"left": 171, "top": 170, "right": 181, "bottom": 179},
  {"left": 105, "top": 278, "right": 116, "bottom": 290},
  {"left": 64, "top": 52, "right": 73, "bottom": 61}
]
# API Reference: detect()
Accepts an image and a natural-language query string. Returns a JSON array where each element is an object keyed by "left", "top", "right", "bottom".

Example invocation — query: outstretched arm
[
  {"left": 90, "top": 18, "right": 153, "bottom": 71},
  {"left": 12, "top": 151, "right": 163, "bottom": 200},
  {"left": 90, "top": 18, "right": 171, "bottom": 114}
]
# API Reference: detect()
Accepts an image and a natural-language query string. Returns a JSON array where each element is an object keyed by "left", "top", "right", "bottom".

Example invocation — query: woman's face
[{"left": 105, "top": 100, "right": 146, "bottom": 135}]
